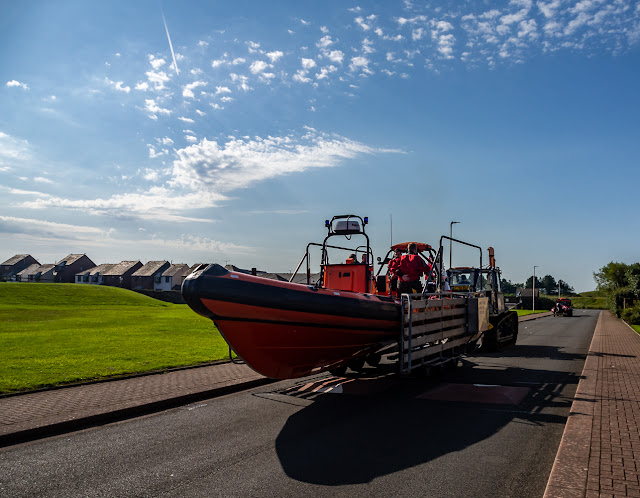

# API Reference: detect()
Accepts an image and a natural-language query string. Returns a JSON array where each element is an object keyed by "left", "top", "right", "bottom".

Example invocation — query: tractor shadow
[{"left": 274, "top": 345, "right": 582, "bottom": 485}]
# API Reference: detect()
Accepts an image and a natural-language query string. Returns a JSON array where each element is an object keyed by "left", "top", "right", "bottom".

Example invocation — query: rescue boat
[{"left": 182, "top": 215, "right": 436, "bottom": 379}]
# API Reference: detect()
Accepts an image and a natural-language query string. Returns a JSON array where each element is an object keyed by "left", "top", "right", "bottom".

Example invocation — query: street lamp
[
  {"left": 533, "top": 265, "right": 539, "bottom": 314},
  {"left": 449, "top": 221, "right": 460, "bottom": 269}
]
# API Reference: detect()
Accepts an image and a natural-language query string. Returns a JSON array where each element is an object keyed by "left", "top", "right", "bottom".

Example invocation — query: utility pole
[
  {"left": 449, "top": 221, "right": 460, "bottom": 269},
  {"left": 533, "top": 265, "right": 539, "bottom": 314}
]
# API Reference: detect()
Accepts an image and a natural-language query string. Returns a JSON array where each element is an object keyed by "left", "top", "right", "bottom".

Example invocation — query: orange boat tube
[{"left": 182, "top": 264, "right": 401, "bottom": 379}]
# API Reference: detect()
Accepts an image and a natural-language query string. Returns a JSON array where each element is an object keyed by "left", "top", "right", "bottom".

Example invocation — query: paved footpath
[
  {"left": 0, "top": 362, "right": 270, "bottom": 447},
  {"left": 545, "top": 311, "right": 640, "bottom": 498}
]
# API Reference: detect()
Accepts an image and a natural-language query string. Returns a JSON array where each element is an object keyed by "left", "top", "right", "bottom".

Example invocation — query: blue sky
[{"left": 1, "top": 0, "right": 639, "bottom": 292}]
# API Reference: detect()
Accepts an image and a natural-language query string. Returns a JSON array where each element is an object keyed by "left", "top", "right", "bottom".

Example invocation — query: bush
[
  {"left": 607, "top": 288, "right": 627, "bottom": 317},
  {"left": 622, "top": 305, "right": 640, "bottom": 326}
]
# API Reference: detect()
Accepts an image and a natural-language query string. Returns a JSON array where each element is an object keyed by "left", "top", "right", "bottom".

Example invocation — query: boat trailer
[{"left": 398, "top": 294, "right": 490, "bottom": 375}]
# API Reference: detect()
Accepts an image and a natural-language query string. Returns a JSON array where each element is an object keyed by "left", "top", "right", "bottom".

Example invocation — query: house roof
[
  {"left": 162, "top": 264, "right": 190, "bottom": 277},
  {"left": 1, "top": 254, "right": 33, "bottom": 266},
  {"left": 18, "top": 264, "right": 56, "bottom": 277},
  {"left": 103, "top": 261, "right": 141, "bottom": 276},
  {"left": 132, "top": 261, "right": 170, "bottom": 277},
  {"left": 55, "top": 254, "right": 89, "bottom": 266},
  {"left": 76, "top": 263, "right": 115, "bottom": 276},
  {"left": 516, "top": 288, "right": 540, "bottom": 297},
  {"left": 16, "top": 264, "right": 42, "bottom": 276}
]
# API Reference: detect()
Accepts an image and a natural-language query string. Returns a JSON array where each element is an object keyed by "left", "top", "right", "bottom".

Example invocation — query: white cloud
[
  {"left": 0, "top": 215, "right": 108, "bottom": 240},
  {"left": 145, "top": 70, "right": 170, "bottom": 90},
  {"left": 293, "top": 70, "right": 312, "bottom": 83},
  {"left": 135, "top": 82, "right": 149, "bottom": 91},
  {"left": 355, "top": 16, "right": 372, "bottom": 31},
  {"left": 149, "top": 55, "right": 166, "bottom": 69},
  {"left": 317, "top": 35, "right": 334, "bottom": 48},
  {"left": 230, "top": 73, "right": 251, "bottom": 91},
  {"left": 198, "top": 40, "right": 209, "bottom": 47},
  {"left": 316, "top": 65, "right": 338, "bottom": 80},
  {"left": 105, "top": 78, "right": 131, "bottom": 93},
  {"left": 34, "top": 176, "right": 54, "bottom": 184},
  {"left": 215, "top": 86, "right": 232, "bottom": 95},
  {"left": 6, "top": 80, "right": 29, "bottom": 90},
  {"left": 171, "top": 129, "right": 402, "bottom": 193},
  {"left": 249, "top": 60, "right": 269, "bottom": 74},
  {"left": 0, "top": 132, "right": 32, "bottom": 163},
  {"left": 412, "top": 28, "right": 425, "bottom": 41},
  {"left": 183, "top": 80, "right": 207, "bottom": 98},
  {"left": 301, "top": 58, "right": 317, "bottom": 69},
  {"left": 19, "top": 187, "right": 228, "bottom": 223},
  {"left": 326, "top": 50, "right": 345, "bottom": 64},
  {"left": 146, "top": 234, "right": 252, "bottom": 253},
  {"left": 178, "top": 116, "right": 195, "bottom": 123},
  {"left": 349, "top": 56, "right": 372, "bottom": 74},
  {"left": 266, "top": 51, "right": 284, "bottom": 63},
  {"left": 144, "top": 99, "right": 171, "bottom": 118}
]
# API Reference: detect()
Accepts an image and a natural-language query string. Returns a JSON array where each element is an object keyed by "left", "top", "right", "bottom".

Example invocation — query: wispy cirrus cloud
[
  {"left": 18, "top": 187, "right": 228, "bottom": 223},
  {"left": 170, "top": 127, "right": 403, "bottom": 192}
]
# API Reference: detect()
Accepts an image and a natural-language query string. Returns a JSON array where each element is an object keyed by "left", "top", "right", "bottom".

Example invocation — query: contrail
[{"left": 162, "top": 10, "right": 179, "bottom": 75}]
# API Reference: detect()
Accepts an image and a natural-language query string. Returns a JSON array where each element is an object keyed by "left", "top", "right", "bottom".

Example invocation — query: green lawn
[
  {"left": 514, "top": 309, "right": 551, "bottom": 317},
  {"left": 0, "top": 283, "right": 230, "bottom": 394},
  {"left": 633, "top": 325, "right": 640, "bottom": 334}
]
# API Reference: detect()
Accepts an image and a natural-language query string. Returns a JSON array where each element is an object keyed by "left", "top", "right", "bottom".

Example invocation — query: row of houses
[{"left": 0, "top": 254, "right": 198, "bottom": 291}]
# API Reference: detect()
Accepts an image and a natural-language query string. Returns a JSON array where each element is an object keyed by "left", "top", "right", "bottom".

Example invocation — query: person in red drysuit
[
  {"left": 398, "top": 242, "right": 429, "bottom": 295},
  {"left": 387, "top": 248, "right": 403, "bottom": 297}
]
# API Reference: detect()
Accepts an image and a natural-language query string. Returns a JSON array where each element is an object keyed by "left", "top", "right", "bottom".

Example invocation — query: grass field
[
  {"left": 633, "top": 325, "right": 640, "bottom": 334},
  {"left": 537, "top": 293, "right": 606, "bottom": 310},
  {"left": 0, "top": 283, "right": 230, "bottom": 394},
  {"left": 513, "top": 309, "right": 551, "bottom": 317}
]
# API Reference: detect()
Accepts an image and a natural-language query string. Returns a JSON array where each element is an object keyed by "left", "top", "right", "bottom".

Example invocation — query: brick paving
[
  {"left": 0, "top": 362, "right": 267, "bottom": 446},
  {"left": 545, "top": 311, "right": 640, "bottom": 497}
]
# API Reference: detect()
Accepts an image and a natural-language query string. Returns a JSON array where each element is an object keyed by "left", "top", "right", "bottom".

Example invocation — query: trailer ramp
[{"left": 399, "top": 294, "right": 489, "bottom": 375}]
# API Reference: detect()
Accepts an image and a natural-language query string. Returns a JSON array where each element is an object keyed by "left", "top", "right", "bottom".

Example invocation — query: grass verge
[
  {"left": 632, "top": 325, "right": 640, "bottom": 334},
  {"left": 514, "top": 310, "right": 550, "bottom": 317},
  {"left": 0, "top": 283, "right": 229, "bottom": 394}
]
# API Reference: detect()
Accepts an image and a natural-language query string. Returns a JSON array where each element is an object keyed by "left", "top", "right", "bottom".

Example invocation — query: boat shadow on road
[{"left": 273, "top": 345, "right": 585, "bottom": 486}]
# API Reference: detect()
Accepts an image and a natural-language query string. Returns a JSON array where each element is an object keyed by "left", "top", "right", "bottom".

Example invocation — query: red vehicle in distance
[{"left": 553, "top": 298, "right": 573, "bottom": 317}]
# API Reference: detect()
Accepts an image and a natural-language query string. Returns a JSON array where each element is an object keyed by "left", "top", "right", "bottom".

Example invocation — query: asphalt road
[{"left": 1, "top": 310, "right": 598, "bottom": 498}]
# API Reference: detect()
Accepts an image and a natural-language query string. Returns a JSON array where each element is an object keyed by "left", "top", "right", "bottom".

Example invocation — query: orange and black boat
[{"left": 182, "top": 215, "right": 437, "bottom": 379}]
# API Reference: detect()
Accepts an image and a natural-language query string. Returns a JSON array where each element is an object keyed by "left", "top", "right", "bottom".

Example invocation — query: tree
[
  {"left": 557, "top": 279, "right": 574, "bottom": 295},
  {"left": 501, "top": 278, "right": 522, "bottom": 294},
  {"left": 593, "top": 262, "right": 631, "bottom": 291},
  {"left": 540, "top": 274, "right": 557, "bottom": 295},
  {"left": 595, "top": 261, "right": 640, "bottom": 317},
  {"left": 525, "top": 275, "right": 542, "bottom": 290}
]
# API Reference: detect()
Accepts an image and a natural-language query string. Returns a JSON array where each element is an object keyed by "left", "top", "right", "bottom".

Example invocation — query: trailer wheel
[
  {"left": 348, "top": 358, "right": 366, "bottom": 372},
  {"left": 365, "top": 353, "right": 381, "bottom": 367},
  {"left": 329, "top": 365, "right": 347, "bottom": 376}
]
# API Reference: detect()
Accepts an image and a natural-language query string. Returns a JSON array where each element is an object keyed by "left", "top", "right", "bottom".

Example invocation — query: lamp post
[
  {"left": 449, "top": 221, "right": 460, "bottom": 269},
  {"left": 533, "top": 265, "right": 539, "bottom": 314}
]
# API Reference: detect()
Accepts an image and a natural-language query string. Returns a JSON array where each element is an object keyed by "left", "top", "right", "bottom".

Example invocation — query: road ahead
[{"left": 1, "top": 310, "right": 598, "bottom": 497}]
